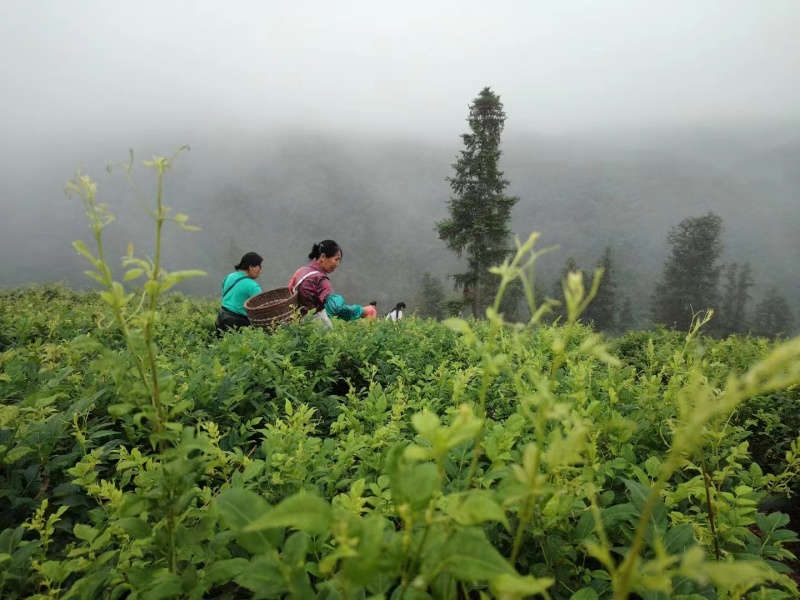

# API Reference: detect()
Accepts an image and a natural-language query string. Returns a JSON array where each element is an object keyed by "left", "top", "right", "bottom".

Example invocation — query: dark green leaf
[
  {"left": 623, "top": 478, "right": 667, "bottom": 532},
  {"left": 215, "top": 489, "right": 276, "bottom": 554},
  {"left": 443, "top": 527, "right": 514, "bottom": 581},
  {"left": 571, "top": 587, "right": 599, "bottom": 600},
  {"left": 663, "top": 523, "right": 694, "bottom": 554},
  {"left": 573, "top": 510, "right": 595, "bottom": 541},
  {"left": 204, "top": 558, "right": 250, "bottom": 584},
  {"left": 244, "top": 493, "right": 331, "bottom": 536},
  {"left": 115, "top": 517, "right": 152, "bottom": 540},
  {"left": 235, "top": 556, "right": 287, "bottom": 597},
  {"left": 387, "top": 444, "right": 440, "bottom": 511},
  {"left": 142, "top": 571, "right": 183, "bottom": 600},
  {"left": 599, "top": 503, "right": 637, "bottom": 529}
]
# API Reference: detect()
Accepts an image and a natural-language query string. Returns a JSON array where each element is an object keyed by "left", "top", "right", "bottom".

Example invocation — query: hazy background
[{"left": 1, "top": 1, "right": 798, "bottom": 326}]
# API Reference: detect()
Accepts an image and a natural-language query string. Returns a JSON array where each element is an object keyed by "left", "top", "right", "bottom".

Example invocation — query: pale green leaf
[
  {"left": 444, "top": 491, "right": 509, "bottom": 530},
  {"left": 489, "top": 573, "right": 554, "bottom": 600},
  {"left": 123, "top": 268, "right": 144, "bottom": 281}
]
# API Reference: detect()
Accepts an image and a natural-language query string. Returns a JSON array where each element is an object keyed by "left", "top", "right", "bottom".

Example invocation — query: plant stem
[
  {"left": 699, "top": 446, "right": 721, "bottom": 561},
  {"left": 463, "top": 368, "right": 491, "bottom": 489},
  {"left": 144, "top": 163, "right": 167, "bottom": 444},
  {"left": 510, "top": 495, "right": 533, "bottom": 565},
  {"left": 616, "top": 451, "right": 680, "bottom": 599}
]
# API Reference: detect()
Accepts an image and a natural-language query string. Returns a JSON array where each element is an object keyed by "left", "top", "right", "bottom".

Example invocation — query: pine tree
[
  {"left": 732, "top": 262, "right": 754, "bottom": 333},
  {"left": 720, "top": 263, "right": 739, "bottom": 335},
  {"left": 719, "top": 261, "right": 754, "bottom": 335},
  {"left": 583, "top": 246, "right": 617, "bottom": 331},
  {"left": 443, "top": 298, "right": 467, "bottom": 318},
  {"left": 499, "top": 278, "right": 524, "bottom": 322},
  {"left": 436, "top": 87, "right": 519, "bottom": 318},
  {"left": 414, "top": 272, "right": 446, "bottom": 320},
  {"left": 753, "top": 287, "right": 795, "bottom": 338},
  {"left": 617, "top": 297, "right": 634, "bottom": 331},
  {"left": 651, "top": 212, "right": 724, "bottom": 331}
]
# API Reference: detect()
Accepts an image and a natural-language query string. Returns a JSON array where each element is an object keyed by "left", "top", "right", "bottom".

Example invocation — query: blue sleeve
[{"left": 324, "top": 293, "right": 363, "bottom": 321}]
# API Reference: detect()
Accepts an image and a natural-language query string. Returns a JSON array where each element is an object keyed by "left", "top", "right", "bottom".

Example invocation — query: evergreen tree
[
  {"left": 732, "top": 262, "right": 754, "bottom": 333},
  {"left": 414, "top": 272, "right": 446, "bottom": 320},
  {"left": 753, "top": 287, "right": 795, "bottom": 338},
  {"left": 651, "top": 212, "right": 724, "bottom": 331},
  {"left": 443, "top": 298, "right": 467, "bottom": 318},
  {"left": 617, "top": 297, "right": 634, "bottom": 331},
  {"left": 583, "top": 246, "right": 617, "bottom": 331},
  {"left": 720, "top": 261, "right": 754, "bottom": 335},
  {"left": 720, "top": 263, "right": 739, "bottom": 334},
  {"left": 498, "top": 278, "right": 524, "bottom": 322},
  {"left": 436, "top": 87, "right": 519, "bottom": 318}
]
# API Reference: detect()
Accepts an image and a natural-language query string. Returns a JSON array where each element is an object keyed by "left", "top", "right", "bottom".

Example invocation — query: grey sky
[{"left": 2, "top": 0, "right": 799, "bottom": 141}]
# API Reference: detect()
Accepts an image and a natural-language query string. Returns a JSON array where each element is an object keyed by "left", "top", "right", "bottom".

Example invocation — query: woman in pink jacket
[{"left": 288, "top": 240, "right": 376, "bottom": 326}]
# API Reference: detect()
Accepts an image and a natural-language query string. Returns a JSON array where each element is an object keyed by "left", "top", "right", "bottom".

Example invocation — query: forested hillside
[{"left": 1, "top": 122, "right": 797, "bottom": 333}]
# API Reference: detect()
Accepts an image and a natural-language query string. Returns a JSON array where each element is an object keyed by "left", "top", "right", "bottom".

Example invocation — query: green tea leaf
[
  {"left": 623, "top": 478, "right": 667, "bottom": 533},
  {"left": 663, "top": 523, "right": 694, "bottom": 554},
  {"left": 342, "top": 516, "right": 387, "bottom": 586},
  {"left": 387, "top": 445, "right": 440, "bottom": 511},
  {"left": 73, "top": 524, "right": 99, "bottom": 542},
  {"left": 3, "top": 446, "right": 33, "bottom": 464},
  {"left": 489, "top": 573, "right": 555, "bottom": 599},
  {"left": 115, "top": 517, "right": 152, "bottom": 540},
  {"left": 123, "top": 268, "right": 145, "bottom": 281},
  {"left": 235, "top": 555, "right": 287, "bottom": 597},
  {"left": 442, "top": 527, "right": 515, "bottom": 581},
  {"left": 573, "top": 510, "right": 595, "bottom": 542},
  {"left": 204, "top": 558, "right": 250, "bottom": 584},
  {"left": 570, "top": 587, "right": 599, "bottom": 600},
  {"left": 215, "top": 489, "right": 276, "bottom": 554},
  {"left": 444, "top": 491, "right": 509, "bottom": 530},
  {"left": 244, "top": 493, "right": 332, "bottom": 536}
]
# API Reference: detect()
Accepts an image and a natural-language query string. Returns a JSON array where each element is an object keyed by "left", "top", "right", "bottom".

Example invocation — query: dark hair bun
[
  {"left": 309, "top": 240, "right": 341, "bottom": 260},
  {"left": 235, "top": 252, "right": 263, "bottom": 270}
]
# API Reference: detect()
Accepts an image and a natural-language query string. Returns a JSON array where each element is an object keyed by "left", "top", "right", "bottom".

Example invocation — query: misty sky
[{"left": 2, "top": 0, "right": 799, "bottom": 142}]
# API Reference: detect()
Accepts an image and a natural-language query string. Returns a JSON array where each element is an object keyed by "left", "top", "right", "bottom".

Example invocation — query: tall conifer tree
[
  {"left": 651, "top": 213, "right": 724, "bottom": 330},
  {"left": 437, "top": 87, "right": 519, "bottom": 318}
]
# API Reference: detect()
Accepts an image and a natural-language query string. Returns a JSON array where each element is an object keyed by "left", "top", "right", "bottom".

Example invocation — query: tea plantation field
[{"left": 1, "top": 285, "right": 799, "bottom": 599}]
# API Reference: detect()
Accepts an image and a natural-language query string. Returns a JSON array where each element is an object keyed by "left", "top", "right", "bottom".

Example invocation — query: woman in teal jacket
[{"left": 215, "top": 252, "right": 263, "bottom": 333}]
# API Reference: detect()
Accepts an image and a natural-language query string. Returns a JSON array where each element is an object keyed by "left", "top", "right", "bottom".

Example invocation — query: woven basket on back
[{"left": 244, "top": 287, "right": 298, "bottom": 331}]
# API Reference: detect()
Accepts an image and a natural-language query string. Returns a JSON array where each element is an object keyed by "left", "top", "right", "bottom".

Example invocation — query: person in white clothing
[{"left": 386, "top": 302, "right": 406, "bottom": 321}]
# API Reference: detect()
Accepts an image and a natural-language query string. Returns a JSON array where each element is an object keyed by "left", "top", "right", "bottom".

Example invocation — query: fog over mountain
[
  {"left": 2, "top": 123, "right": 798, "bottom": 326},
  {"left": 1, "top": 1, "right": 798, "bottom": 328}
]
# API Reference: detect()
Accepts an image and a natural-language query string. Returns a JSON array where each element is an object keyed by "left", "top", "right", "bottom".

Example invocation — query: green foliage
[
  {"left": 415, "top": 272, "right": 447, "bottom": 321},
  {"left": 1, "top": 157, "right": 800, "bottom": 599},
  {"left": 652, "top": 212, "right": 725, "bottom": 331},
  {"left": 720, "top": 262, "right": 755, "bottom": 336},
  {"left": 551, "top": 249, "right": 617, "bottom": 332},
  {"left": 617, "top": 297, "right": 635, "bottom": 331},
  {"left": 3, "top": 281, "right": 800, "bottom": 598},
  {"left": 582, "top": 247, "right": 617, "bottom": 332},
  {"left": 436, "top": 86, "right": 519, "bottom": 318},
  {"left": 753, "top": 287, "right": 796, "bottom": 338}
]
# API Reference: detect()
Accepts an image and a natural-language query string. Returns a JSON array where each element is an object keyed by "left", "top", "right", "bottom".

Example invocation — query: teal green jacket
[{"left": 220, "top": 272, "right": 262, "bottom": 316}]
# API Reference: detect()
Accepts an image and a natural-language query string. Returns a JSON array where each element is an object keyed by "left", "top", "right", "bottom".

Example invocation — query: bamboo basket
[{"left": 244, "top": 288, "right": 298, "bottom": 331}]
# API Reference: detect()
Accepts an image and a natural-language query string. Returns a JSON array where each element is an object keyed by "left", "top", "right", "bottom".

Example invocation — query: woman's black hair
[
  {"left": 235, "top": 252, "right": 263, "bottom": 270},
  {"left": 309, "top": 240, "right": 342, "bottom": 260},
  {"left": 389, "top": 302, "right": 406, "bottom": 317}
]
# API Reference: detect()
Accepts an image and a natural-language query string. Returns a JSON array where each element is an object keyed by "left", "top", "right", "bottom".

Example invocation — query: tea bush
[{"left": 1, "top": 154, "right": 799, "bottom": 599}]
